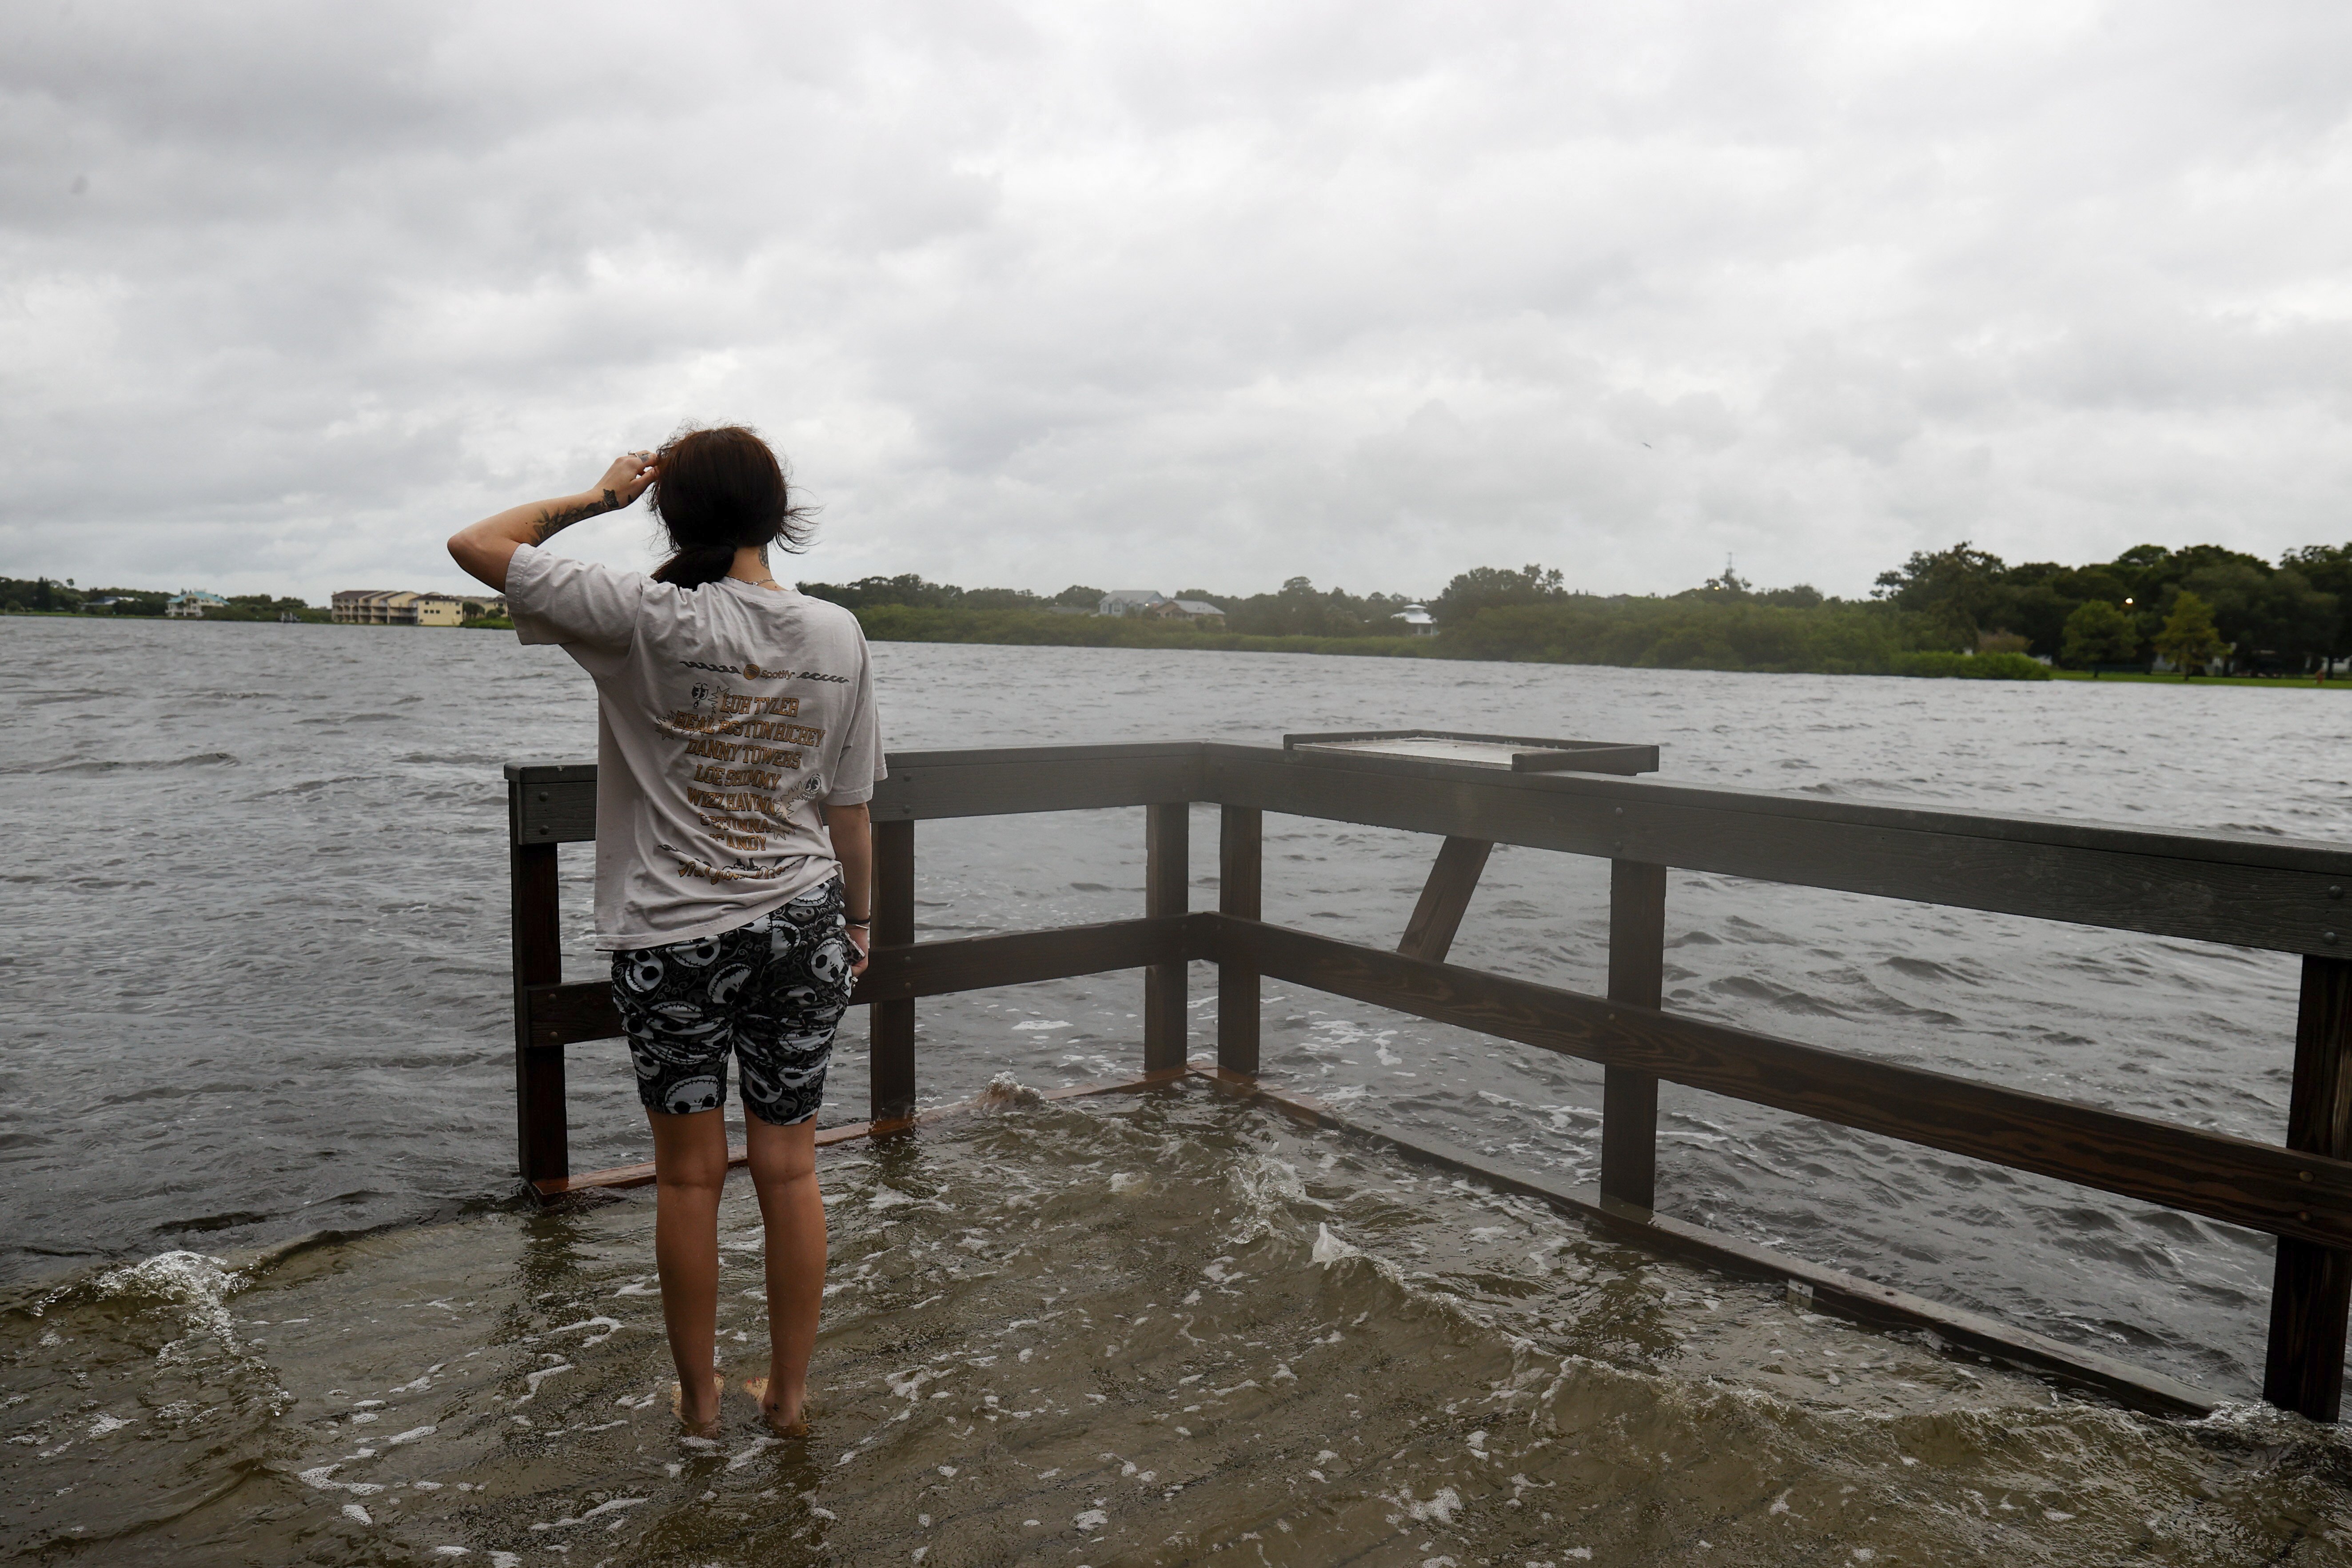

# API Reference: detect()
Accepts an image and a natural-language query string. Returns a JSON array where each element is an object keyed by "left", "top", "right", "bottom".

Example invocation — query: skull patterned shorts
[{"left": 609, "top": 878, "right": 855, "bottom": 1126}]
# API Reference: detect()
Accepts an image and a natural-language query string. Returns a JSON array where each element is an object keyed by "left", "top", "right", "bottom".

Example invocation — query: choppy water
[{"left": 9, "top": 614, "right": 2352, "bottom": 1562}]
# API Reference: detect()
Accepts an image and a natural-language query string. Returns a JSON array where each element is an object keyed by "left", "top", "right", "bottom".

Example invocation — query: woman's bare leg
[
  {"left": 744, "top": 1114, "right": 825, "bottom": 1430},
  {"left": 647, "top": 1106, "right": 731, "bottom": 1431}
]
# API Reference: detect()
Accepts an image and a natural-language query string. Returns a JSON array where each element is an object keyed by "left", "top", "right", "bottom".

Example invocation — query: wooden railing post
[
  {"left": 1218, "top": 806, "right": 1263, "bottom": 1075},
  {"left": 1600, "top": 860, "right": 1667, "bottom": 1209},
  {"left": 1145, "top": 804, "right": 1190, "bottom": 1072},
  {"left": 509, "top": 790, "right": 567, "bottom": 1189},
  {"left": 869, "top": 818, "right": 918, "bottom": 1124},
  {"left": 2264, "top": 954, "right": 2352, "bottom": 1420}
]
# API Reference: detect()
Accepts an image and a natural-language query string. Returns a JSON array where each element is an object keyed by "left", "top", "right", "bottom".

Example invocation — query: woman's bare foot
[
  {"left": 740, "top": 1376, "right": 811, "bottom": 1436},
  {"left": 670, "top": 1370, "right": 723, "bottom": 1435}
]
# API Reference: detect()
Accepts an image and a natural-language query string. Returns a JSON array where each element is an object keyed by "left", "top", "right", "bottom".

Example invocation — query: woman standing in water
[{"left": 449, "top": 427, "right": 882, "bottom": 1436}]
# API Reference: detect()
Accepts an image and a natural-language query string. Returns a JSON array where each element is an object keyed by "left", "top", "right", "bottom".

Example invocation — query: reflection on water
[{"left": 10, "top": 1087, "right": 2350, "bottom": 1565}]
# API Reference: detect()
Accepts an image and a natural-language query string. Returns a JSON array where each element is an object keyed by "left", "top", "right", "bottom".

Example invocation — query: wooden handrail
[
  {"left": 504, "top": 740, "right": 2352, "bottom": 1420},
  {"left": 1201, "top": 743, "right": 2352, "bottom": 955},
  {"left": 519, "top": 915, "right": 1212, "bottom": 1049},
  {"left": 1223, "top": 916, "right": 2352, "bottom": 1249},
  {"left": 509, "top": 747, "right": 2352, "bottom": 951}
]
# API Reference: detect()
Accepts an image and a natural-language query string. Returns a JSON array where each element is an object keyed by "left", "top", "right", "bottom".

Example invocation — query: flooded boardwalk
[
  {"left": 13, "top": 1085, "right": 2347, "bottom": 1565},
  {"left": 15, "top": 624, "right": 2352, "bottom": 1563}
]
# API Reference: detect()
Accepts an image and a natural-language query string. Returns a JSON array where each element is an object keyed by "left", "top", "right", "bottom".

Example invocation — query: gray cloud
[{"left": 5, "top": 0, "right": 2352, "bottom": 601}]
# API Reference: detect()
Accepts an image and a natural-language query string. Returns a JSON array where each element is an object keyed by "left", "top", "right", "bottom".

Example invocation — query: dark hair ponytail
[{"left": 646, "top": 424, "right": 815, "bottom": 589}]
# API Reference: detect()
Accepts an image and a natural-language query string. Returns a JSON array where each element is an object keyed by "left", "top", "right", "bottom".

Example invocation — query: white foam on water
[
  {"left": 83, "top": 1250, "right": 246, "bottom": 1353},
  {"left": 981, "top": 1070, "right": 1045, "bottom": 1105},
  {"left": 296, "top": 1464, "right": 384, "bottom": 1496},
  {"left": 1383, "top": 1484, "right": 1463, "bottom": 1525},
  {"left": 1010, "top": 1021, "right": 1071, "bottom": 1032},
  {"left": 1311, "top": 1224, "right": 1361, "bottom": 1265},
  {"left": 542, "top": 1316, "right": 622, "bottom": 1347},
  {"left": 528, "top": 1496, "right": 648, "bottom": 1531},
  {"left": 515, "top": 1363, "right": 573, "bottom": 1403},
  {"left": 727, "top": 1436, "right": 782, "bottom": 1470},
  {"left": 1107, "top": 1172, "right": 1146, "bottom": 1194},
  {"left": 1225, "top": 1153, "right": 1316, "bottom": 1244}
]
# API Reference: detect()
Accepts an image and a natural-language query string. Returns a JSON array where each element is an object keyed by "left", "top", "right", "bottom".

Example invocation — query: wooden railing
[{"left": 504, "top": 740, "right": 2352, "bottom": 1422}]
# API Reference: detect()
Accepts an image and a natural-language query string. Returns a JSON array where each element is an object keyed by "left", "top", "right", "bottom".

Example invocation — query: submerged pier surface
[
  {"left": 16, "top": 620, "right": 2352, "bottom": 1561},
  {"left": 11, "top": 1085, "right": 2349, "bottom": 1564}
]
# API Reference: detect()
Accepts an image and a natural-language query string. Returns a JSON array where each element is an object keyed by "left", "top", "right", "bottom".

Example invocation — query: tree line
[
  {"left": 1868, "top": 541, "right": 2352, "bottom": 673},
  {"left": 797, "top": 573, "right": 1423, "bottom": 638},
  {"left": 0, "top": 579, "right": 322, "bottom": 621},
  {"left": 16, "top": 535, "right": 2348, "bottom": 677},
  {"left": 801, "top": 539, "right": 2352, "bottom": 677}
]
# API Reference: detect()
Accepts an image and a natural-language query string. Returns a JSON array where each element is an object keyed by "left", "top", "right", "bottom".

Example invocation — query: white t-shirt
[{"left": 505, "top": 543, "right": 887, "bottom": 951}]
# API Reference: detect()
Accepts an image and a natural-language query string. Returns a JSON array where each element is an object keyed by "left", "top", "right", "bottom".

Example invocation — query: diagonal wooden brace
[{"left": 1399, "top": 836, "right": 1494, "bottom": 964}]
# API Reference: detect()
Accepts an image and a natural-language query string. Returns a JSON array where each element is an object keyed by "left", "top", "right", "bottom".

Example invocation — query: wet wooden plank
[
  {"left": 1206, "top": 742, "right": 2352, "bottom": 874},
  {"left": 1223, "top": 916, "right": 2352, "bottom": 1250},
  {"left": 883, "top": 742, "right": 1207, "bottom": 768},
  {"left": 504, "top": 748, "right": 1205, "bottom": 834},
  {"left": 1204, "top": 745, "right": 2352, "bottom": 955},
  {"left": 506, "top": 766, "right": 597, "bottom": 846},
  {"left": 864, "top": 915, "right": 1206, "bottom": 1003},
  {"left": 523, "top": 916, "right": 1213, "bottom": 1049},
  {"left": 506, "top": 744, "right": 2352, "bottom": 950},
  {"left": 1192, "top": 1067, "right": 2214, "bottom": 1419},
  {"left": 508, "top": 803, "right": 568, "bottom": 1186},
  {"left": 1218, "top": 806, "right": 1264, "bottom": 1076},
  {"left": 1396, "top": 836, "right": 1492, "bottom": 963},
  {"left": 869, "top": 819, "right": 918, "bottom": 1123},
  {"left": 873, "top": 751, "right": 1203, "bottom": 822},
  {"left": 1286, "top": 731, "right": 1659, "bottom": 775},
  {"left": 1144, "top": 804, "right": 1191, "bottom": 1073},
  {"left": 2265, "top": 954, "right": 2352, "bottom": 1419},
  {"left": 1602, "top": 860, "right": 1666, "bottom": 1209}
]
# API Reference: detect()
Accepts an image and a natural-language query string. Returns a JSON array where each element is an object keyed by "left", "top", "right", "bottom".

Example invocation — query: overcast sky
[{"left": 7, "top": 1, "right": 2352, "bottom": 603}]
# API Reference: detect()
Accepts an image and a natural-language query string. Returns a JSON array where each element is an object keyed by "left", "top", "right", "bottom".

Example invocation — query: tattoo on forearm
[{"left": 531, "top": 489, "right": 622, "bottom": 543}]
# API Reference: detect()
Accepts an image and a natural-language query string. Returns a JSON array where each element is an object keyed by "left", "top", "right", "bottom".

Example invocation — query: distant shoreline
[
  {"left": 0, "top": 608, "right": 513, "bottom": 631},
  {"left": 13, "top": 604, "right": 2346, "bottom": 689}
]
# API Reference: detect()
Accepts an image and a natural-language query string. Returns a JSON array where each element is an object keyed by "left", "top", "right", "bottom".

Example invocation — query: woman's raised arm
[{"left": 446, "top": 450, "right": 659, "bottom": 591}]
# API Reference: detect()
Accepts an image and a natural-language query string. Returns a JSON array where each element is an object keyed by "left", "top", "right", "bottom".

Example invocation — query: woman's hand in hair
[
  {"left": 445, "top": 447, "right": 660, "bottom": 591},
  {"left": 594, "top": 450, "right": 661, "bottom": 509}
]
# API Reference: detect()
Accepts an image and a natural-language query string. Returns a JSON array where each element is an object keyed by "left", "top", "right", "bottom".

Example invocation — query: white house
[
  {"left": 1390, "top": 602, "right": 1437, "bottom": 636},
  {"left": 166, "top": 590, "right": 229, "bottom": 618},
  {"left": 1098, "top": 590, "right": 1167, "bottom": 617}
]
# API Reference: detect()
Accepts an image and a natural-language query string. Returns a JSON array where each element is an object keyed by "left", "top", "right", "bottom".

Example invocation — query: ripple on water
[
  {"left": 0, "top": 619, "right": 2346, "bottom": 1402},
  {"left": 4, "top": 1092, "right": 2348, "bottom": 1564}
]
